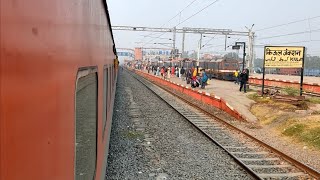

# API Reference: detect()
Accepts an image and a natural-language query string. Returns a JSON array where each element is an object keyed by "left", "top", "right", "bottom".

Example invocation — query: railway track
[{"left": 128, "top": 69, "right": 320, "bottom": 180}]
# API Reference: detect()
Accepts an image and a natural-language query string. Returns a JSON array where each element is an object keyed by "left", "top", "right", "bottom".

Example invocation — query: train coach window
[
  {"left": 75, "top": 68, "right": 98, "bottom": 180},
  {"left": 224, "top": 63, "right": 229, "bottom": 67},
  {"left": 107, "top": 67, "right": 111, "bottom": 109},
  {"left": 103, "top": 67, "right": 108, "bottom": 138}
]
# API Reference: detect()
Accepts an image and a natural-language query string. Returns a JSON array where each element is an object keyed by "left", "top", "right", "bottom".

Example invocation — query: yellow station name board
[{"left": 264, "top": 46, "right": 305, "bottom": 68}]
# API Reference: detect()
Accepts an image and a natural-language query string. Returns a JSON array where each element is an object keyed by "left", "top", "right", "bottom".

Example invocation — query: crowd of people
[
  {"left": 146, "top": 65, "right": 249, "bottom": 92},
  {"left": 146, "top": 65, "right": 209, "bottom": 89}
]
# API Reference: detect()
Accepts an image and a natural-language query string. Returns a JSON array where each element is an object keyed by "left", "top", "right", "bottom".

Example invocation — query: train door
[{"left": 75, "top": 67, "right": 98, "bottom": 180}]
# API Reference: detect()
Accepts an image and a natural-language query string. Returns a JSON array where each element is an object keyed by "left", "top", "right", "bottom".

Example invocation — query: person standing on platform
[
  {"left": 167, "top": 67, "right": 171, "bottom": 79},
  {"left": 180, "top": 67, "right": 185, "bottom": 81},
  {"left": 201, "top": 69, "right": 208, "bottom": 89},
  {"left": 160, "top": 67, "right": 164, "bottom": 77},
  {"left": 192, "top": 67, "right": 197, "bottom": 78},
  {"left": 176, "top": 66, "right": 179, "bottom": 77},
  {"left": 156, "top": 66, "right": 160, "bottom": 76},
  {"left": 239, "top": 69, "right": 248, "bottom": 93},
  {"left": 234, "top": 70, "right": 239, "bottom": 85},
  {"left": 164, "top": 67, "right": 168, "bottom": 79},
  {"left": 186, "top": 69, "right": 192, "bottom": 84}
]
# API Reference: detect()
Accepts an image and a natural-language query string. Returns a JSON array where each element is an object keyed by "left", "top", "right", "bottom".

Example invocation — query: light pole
[
  {"left": 196, "top": 34, "right": 203, "bottom": 75},
  {"left": 224, "top": 35, "right": 231, "bottom": 51},
  {"left": 232, "top": 42, "right": 246, "bottom": 71}
]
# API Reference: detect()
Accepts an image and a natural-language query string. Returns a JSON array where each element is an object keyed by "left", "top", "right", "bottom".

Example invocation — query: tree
[
  {"left": 254, "top": 58, "right": 264, "bottom": 68},
  {"left": 224, "top": 52, "right": 239, "bottom": 59},
  {"left": 188, "top": 51, "right": 197, "bottom": 59},
  {"left": 304, "top": 55, "right": 320, "bottom": 69}
]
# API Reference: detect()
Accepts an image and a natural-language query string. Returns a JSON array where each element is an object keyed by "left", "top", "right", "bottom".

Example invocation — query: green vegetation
[
  {"left": 247, "top": 93, "right": 259, "bottom": 100},
  {"left": 301, "top": 128, "right": 320, "bottom": 149},
  {"left": 307, "top": 97, "right": 320, "bottom": 104},
  {"left": 282, "top": 87, "right": 299, "bottom": 96},
  {"left": 283, "top": 124, "right": 305, "bottom": 136},
  {"left": 247, "top": 93, "right": 272, "bottom": 103},
  {"left": 250, "top": 95, "right": 320, "bottom": 149},
  {"left": 283, "top": 124, "right": 320, "bottom": 149}
]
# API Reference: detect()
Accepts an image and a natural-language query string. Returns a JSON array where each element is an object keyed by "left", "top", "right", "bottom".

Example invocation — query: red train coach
[
  {"left": 210, "top": 58, "right": 239, "bottom": 80},
  {"left": 199, "top": 58, "right": 239, "bottom": 81},
  {"left": 0, "top": 0, "right": 117, "bottom": 179}
]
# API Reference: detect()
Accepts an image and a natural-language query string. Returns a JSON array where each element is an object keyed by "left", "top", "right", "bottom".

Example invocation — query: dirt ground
[
  {"left": 243, "top": 93, "right": 320, "bottom": 170},
  {"left": 250, "top": 96, "right": 320, "bottom": 148}
]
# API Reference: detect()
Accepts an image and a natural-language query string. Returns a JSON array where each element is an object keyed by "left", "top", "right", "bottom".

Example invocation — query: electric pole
[
  {"left": 182, "top": 28, "right": 186, "bottom": 58},
  {"left": 173, "top": 26, "right": 176, "bottom": 64},
  {"left": 197, "top": 33, "right": 203, "bottom": 75},
  {"left": 245, "top": 24, "right": 255, "bottom": 73}
]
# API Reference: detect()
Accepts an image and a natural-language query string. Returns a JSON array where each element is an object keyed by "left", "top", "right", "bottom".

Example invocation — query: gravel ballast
[{"left": 105, "top": 70, "right": 253, "bottom": 180}]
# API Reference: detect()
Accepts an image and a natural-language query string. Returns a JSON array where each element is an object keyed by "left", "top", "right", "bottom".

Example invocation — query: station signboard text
[{"left": 264, "top": 46, "right": 305, "bottom": 68}]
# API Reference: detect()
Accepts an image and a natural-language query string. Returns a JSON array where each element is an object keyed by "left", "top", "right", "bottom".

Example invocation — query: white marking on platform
[{"left": 226, "top": 103, "right": 234, "bottom": 110}]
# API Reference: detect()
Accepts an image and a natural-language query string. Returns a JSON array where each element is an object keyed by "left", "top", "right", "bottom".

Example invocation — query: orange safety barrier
[{"left": 135, "top": 70, "right": 246, "bottom": 122}]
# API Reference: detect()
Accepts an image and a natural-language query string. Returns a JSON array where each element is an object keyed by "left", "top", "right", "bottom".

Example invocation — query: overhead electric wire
[
  {"left": 256, "top": 28, "right": 320, "bottom": 40},
  {"left": 258, "top": 39, "right": 320, "bottom": 46},
  {"left": 143, "top": 0, "right": 221, "bottom": 46},
  {"left": 202, "top": 35, "right": 217, "bottom": 47},
  {"left": 140, "top": 0, "right": 199, "bottom": 43},
  {"left": 255, "top": 15, "right": 320, "bottom": 32},
  {"left": 202, "top": 37, "right": 242, "bottom": 50},
  {"left": 176, "top": 0, "right": 220, "bottom": 27}
]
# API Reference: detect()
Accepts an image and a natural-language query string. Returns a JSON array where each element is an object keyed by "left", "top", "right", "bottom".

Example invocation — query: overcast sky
[{"left": 107, "top": 0, "right": 320, "bottom": 57}]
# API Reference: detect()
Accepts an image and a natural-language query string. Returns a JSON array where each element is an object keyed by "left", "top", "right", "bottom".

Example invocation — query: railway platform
[{"left": 142, "top": 70, "right": 258, "bottom": 122}]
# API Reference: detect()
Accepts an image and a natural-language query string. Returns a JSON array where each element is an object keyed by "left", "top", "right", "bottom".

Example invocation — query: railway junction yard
[{"left": 106, "top": 69, "right": 320, "bottom": 179}]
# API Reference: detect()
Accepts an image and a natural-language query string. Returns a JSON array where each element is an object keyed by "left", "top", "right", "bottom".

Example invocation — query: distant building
[
  {"left": 203, "top": 54, "right": 214, "bottom": 60},
  {"left": 135, "top": 48, "right": 143, "bottom": 60}
]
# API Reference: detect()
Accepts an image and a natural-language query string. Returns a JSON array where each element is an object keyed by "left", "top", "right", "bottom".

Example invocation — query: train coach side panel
[{"left": 0, "top": 0, "right": 115, "bottom": 179}]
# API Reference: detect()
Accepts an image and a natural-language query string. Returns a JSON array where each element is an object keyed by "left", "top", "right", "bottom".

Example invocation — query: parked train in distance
[
  {"left": 182, "top": 58, "right": 239, "bottom": 81},
  {"left": 1, "top": 0, "right": 118, "bottom": 179},
  {"left": 148, "top": 58, "right": 239, "bottom": 81}
]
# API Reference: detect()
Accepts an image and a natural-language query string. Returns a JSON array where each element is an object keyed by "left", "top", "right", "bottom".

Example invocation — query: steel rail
[
  {"left": 127, "top": 69, "right": 262, "bottom": 179},
  {"left": 130, "top": 69, "right": 320, "bottom": 179}
]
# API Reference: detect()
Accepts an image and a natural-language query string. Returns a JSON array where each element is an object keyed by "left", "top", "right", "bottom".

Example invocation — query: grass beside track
[{"left": 248, "top": 93, "right": 320, "bottom": 150}]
